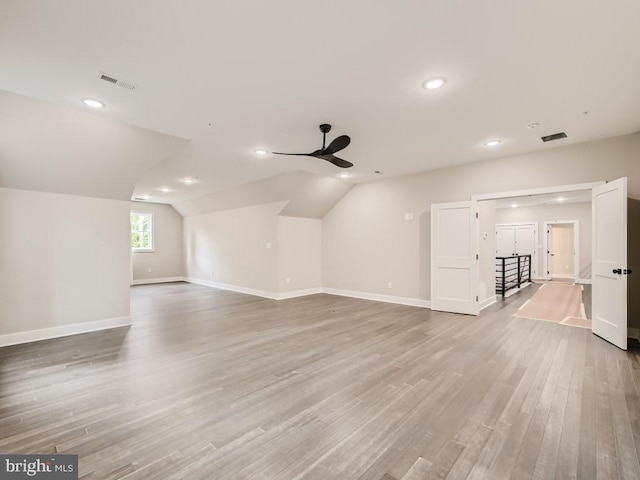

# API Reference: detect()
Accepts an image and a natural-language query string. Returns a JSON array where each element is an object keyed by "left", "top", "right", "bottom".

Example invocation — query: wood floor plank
[{"left": 0, "top": 282, "right": 638, "bottom": 479}]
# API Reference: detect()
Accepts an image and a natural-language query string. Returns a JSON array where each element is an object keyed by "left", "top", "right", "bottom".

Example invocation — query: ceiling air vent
[
  {"left": 98, "top": 71, "right": 138, "bottom": 91},
  {"left": 541, "top": 132, "right": 567, "bottom": 142}
]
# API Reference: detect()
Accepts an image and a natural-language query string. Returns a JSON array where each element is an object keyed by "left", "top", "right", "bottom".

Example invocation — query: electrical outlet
[
  {"left": 147, "top": 268, "right": 152, "bottom": 273},
  {"left": 388, "top": 282, "right": 393, "bottom": 289},
  {"left": 286, "top": 277, "right": 291, "bottom": 284},
  {"left": 266, "top": 242, "right": 272, "bottom": 249}
]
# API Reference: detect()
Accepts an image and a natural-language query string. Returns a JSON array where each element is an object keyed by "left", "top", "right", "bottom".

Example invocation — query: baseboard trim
[
  {"left": 131, "top": 276, "right": 184, "bottom": 286},
  {"left": 480, "top": 295, "right": 497, "bottom": 311},
  {"left": 184, "top": 277, "right": 280, "bottom": 300},
  {"left": 0, "top": 316, "right": 132, "bottom": 348},
  {"left": 628, "top": 328, "right": 640, "bottom": 341},
  {"left": 552, "top": 274, "right": 575, "bottom": 279},
  {"left": 277, "top": 288, "right": 324, "bottom": 300},
  {"left": 182, "top": 279, "right": 430, "bottom": 307},
  {"left": 322, "top": 288, "right": 430, "bottom": 308}
]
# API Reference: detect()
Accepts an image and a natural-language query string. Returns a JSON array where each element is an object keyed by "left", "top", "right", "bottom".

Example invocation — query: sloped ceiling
[
  {"left": 1, "top": 0, "right": 639, "bottom": 205},
  {"left": 173, "top": 170, "right": 353, "bottom": 219},
  {"left": 0, "top": 90, "right": 187, "bottom": 200}
]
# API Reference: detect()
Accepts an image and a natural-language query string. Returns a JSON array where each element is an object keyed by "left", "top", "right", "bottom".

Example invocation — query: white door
[
  {"left": 496, "top": 226, "right": 516, "bottom": 257},
  {"left": 515, "top": 224, "right": 537, "bottom": 278},
  {"left": 431, "top": 201, "right": 479, "bottom": 315},
  {"left": 592, "top": 177, "right": 627, "bottom": 350}
]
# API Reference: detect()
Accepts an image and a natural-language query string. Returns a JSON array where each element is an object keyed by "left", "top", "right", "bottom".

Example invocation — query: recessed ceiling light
[
  {"left": 161, "top": 187, "right": 171, "bottom": 193},
  {"left": 183, "top": 177, "right": 195, "bottom": 184},
  {"left": 338, "top": 173, "right": 351, "bottom": 179},
  {"left": 484, "top": 140, "right": 502, "bottom": 147},
  {"left": 557, "top": 197, "right": 565, "bottom": 202},
  {"left": 82, "top": 98, "right": 105, "bottom": 109},
  {"left": 422, "top": 77, "right": 447, "bottom": 90},
  {"left": 254, "top": 149, "right": 268, "bottom": 155},
  {"left": 511, "top": 203, "right": 517, "bottom": 208}
]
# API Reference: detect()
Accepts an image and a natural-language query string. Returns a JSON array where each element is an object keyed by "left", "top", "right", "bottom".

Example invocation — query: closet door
[
  {"left": 496, "top": 226, "right": 516, "bottom": 257},
  {"left": 515, "top": 224, "right": 537, "bottom": 277}
]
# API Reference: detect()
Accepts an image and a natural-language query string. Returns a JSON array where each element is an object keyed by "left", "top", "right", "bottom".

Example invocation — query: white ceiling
[
  {"left": 0, "top": 90, "right": 187, "bottom": 200},
  {"left": 1, "top": 0, "right": 639, "bottom": 204}
]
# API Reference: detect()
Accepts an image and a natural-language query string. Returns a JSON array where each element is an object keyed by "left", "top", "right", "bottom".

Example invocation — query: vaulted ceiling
[{"left": 1, "top": 0, "right": 639, "bottom": 204}]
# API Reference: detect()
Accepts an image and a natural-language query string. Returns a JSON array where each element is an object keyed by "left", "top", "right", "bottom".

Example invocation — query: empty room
[{"left": 1, "top": 1, "right": 640, "bottom": 479}]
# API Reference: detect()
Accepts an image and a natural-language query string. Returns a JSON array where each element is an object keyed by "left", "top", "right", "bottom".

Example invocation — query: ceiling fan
[{"left": 273, "top": 124, "right": 353, "bottom": 168}]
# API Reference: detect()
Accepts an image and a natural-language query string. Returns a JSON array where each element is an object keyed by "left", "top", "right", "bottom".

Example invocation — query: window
[{"left": 131, "top": 211, "right": 153, "bottom": 252}]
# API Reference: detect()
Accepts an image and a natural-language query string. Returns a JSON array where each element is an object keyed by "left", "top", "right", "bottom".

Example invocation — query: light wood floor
[{"left": 1, "top": 282, "right": 639, "bottom": 479}]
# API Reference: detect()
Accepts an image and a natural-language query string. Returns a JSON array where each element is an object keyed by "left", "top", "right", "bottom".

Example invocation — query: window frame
[{"left": 131, "top": 210, "right": 155, "bottom": 253}]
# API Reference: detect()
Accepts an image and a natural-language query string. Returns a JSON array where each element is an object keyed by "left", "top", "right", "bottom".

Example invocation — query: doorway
[{"left": 544, "top": 221, "right": 579, "bottom": 282}]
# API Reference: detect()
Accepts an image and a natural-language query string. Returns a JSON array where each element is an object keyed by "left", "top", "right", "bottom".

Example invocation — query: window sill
[{"left": 132, "top": 249, "right": 155, "bottom": 253}]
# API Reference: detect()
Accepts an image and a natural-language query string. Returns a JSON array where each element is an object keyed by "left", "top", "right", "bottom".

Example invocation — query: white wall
[
  {"left": 131, "top": 202, "right": 184, "bottom": 283},
  {"left": 183, "top": 202, "right": 285, "bottom": 294},
  {"left": 0, "top": 188, "right": 131, "bottom": 342},
  {"left": 323, "top": 133, "right": 640, "bottom": 302},
  {"left": 277, "top": 216, "right": 322, "bottom": 293},
  {"left": 496, "top": 202, "right": 592, "bottom": 280}
]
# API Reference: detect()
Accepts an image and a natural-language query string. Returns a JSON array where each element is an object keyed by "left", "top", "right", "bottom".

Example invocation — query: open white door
[
  {"left": 592, "top": 177, "right": 627, "bottom": 350},
  {"left": 431, "top": 201, "right": 479, "bottom": 315}
]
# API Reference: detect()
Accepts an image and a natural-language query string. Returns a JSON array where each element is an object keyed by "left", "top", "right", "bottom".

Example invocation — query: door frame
[
  {"left": 471, "top": 181, "right": 604, "bottom": 202},
  {"left": 472, "top": 182, "right": 601, "bottom": 284},
  {"left": 543, "top": 220, "right": 580, "bottom": 282}
]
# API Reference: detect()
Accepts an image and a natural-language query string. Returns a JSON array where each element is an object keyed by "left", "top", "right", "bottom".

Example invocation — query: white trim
[
  {"left": 496, "top": 222, "right": 538, "bottom": 227},
  {"left": 184, "top": 277, "right": 279, "bottom": 300},
  {"left": 544, "top": 220, "right": 580, "bottom": 282},
  {"left": 480, "top": 295, "right": 497, "bottom": 311},
  {"left": 471, "top": 181, "right": 604, "bottom": 202},
  {"left": 551, "top": 273, "right": 575, "bottom": 279},
  {"left": 577, "top": 278, "right": 592, "bottom": 285},
  {"left": 276, "top": 288, "right": 324, "bottom": 300},
  {"left": 181, "top": 278, "right": 432, "bottom": 307},
  {"left": 131, "top": 276, "right": 184, "bottom": 285},
  {"left": 628, "top": 328, "right": 640, "bottom": 341},
  {"left": 0, "top": 316, "right": 131, "bottom": 348},
  {"left": 322, "top": 288, "right": 430, "bottom": 308}
]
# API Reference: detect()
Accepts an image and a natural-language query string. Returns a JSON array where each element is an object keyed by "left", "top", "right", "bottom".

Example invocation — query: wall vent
[
  {"left": 98, "top": 71, "right": 138, "bottom": 91},
  {"left": 541, "top": 132, "right": 567, "bottom": 142}
]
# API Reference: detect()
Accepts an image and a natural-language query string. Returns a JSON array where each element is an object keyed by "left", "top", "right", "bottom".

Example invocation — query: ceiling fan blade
[
  {"left": 272, "top": 152, "right": 312, "bottom": 156},
  {"left": 318, "top": 154, "right": 353, "bottom": 168},
  {"left": 324, "top": 135, "right": 351, "bottom": 155}
]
